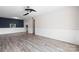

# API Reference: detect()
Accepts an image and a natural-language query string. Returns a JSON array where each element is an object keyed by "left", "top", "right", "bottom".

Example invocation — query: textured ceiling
[{"left": 0, "top": 6, "right": 62, "bottom": 20}]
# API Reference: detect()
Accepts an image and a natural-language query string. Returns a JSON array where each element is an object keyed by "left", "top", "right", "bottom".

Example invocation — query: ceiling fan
[{"left": 23, "top": 6, "right": 37, "bottom": 16}]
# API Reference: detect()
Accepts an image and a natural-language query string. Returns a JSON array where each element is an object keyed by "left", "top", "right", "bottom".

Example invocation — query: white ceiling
[
  {"left": 0, "top": 6, "right": 24, "bottom": 19},
  {"left": 0, "top": 6, "right": 62, "bottom": 20}
]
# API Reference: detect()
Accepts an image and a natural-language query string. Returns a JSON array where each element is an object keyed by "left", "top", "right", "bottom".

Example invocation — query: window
[{"left": 10, "top": 23, "right": 16, "bottom": 28}]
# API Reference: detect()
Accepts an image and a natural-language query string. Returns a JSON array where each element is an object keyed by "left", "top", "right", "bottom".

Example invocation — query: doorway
[{"left": 26, "top": 25, "right": 28, "bottom": 33}]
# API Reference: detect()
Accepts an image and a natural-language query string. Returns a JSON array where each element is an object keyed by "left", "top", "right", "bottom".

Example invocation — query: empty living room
[{"left": 0, "top": 6, "right": 79, "bottom": 52}]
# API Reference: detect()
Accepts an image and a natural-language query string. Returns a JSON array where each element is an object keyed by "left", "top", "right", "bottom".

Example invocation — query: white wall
[
  {"left": 0, "top": 28, "right": 25, "bottom": 35},
  {"left": 31, "top": 6, "right": 79, "bottom": 45},
  {"left": 24, "top": 16, "right": 33, "bottom": 34}
]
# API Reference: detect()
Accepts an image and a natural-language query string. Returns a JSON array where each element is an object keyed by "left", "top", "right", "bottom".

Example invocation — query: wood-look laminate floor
[{"left": 0, "top": 32, "right": 79, "bottom": 52}]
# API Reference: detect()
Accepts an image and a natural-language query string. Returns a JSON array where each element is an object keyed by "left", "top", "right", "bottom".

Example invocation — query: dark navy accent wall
[{"left": 0, "top": 17, "right": 24, "bottom": 28}]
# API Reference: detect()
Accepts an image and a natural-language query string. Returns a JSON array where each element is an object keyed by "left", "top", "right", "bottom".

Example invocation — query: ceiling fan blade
[
  {"left": 23, "top": 13, "right": 29, "bottom": 16},
  {"left": 25, "top": 9, "right": 37, "bottom": 12},
  {"left": 31, "top": 9, "right": 37, "bottom": 12}
]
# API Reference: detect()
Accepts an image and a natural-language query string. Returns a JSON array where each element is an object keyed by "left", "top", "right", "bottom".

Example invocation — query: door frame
[{"left": 32, "top": 17, "right": 35, "bottom": 35}]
